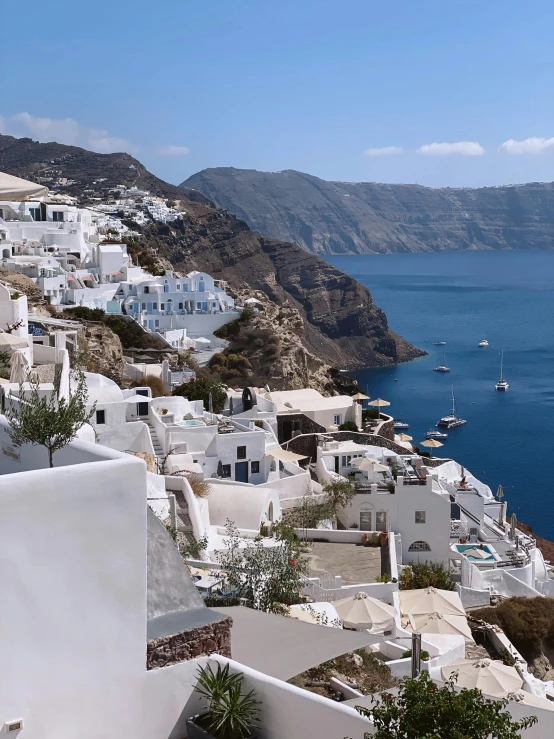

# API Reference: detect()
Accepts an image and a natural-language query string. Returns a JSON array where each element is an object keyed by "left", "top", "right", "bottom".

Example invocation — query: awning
[
  {"left": 0, "top": 171, "right": 48, "bottom": 200},
  {"left": 267, "top": 447, "right": 309, "bottom": 463},
  {"left": 215, "top": 606, "right": 382, "bottom": 680}
]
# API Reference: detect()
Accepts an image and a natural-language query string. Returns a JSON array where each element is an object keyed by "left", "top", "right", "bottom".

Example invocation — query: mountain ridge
[{"left": 182, "top": 167, "right": 554, "bottom": 255}]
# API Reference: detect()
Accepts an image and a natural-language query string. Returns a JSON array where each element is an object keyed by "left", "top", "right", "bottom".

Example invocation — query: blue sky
[{"left": 2, "top": 0, "right": 554, "bottom": 187}]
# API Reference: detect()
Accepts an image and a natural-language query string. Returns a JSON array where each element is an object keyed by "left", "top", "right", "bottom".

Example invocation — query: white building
[{"left": 118, "top": 270, "right": 238, "bottom": 340}]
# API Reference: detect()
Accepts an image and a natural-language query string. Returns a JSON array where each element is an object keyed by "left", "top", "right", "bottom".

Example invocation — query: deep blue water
[{"left": 325, "top": 251, "right": 554, "bottom": 540}]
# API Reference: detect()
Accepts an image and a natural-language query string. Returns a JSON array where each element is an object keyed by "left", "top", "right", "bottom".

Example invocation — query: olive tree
[{"left": 5, "top": 372, "right": 95, "bottom": 467}]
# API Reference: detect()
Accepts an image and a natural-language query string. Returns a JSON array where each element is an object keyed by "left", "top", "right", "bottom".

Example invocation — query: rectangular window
[
  {"left": 160, "top": 303, "right": 165, "bottom": 310},
  {"left": 415, "top": 511, "right": 426, "bottom": 524},
  {"left": 152, "top": 302, "right": 158, "bottom": 309},
  {"left": 376, "top": 511, "right": 387, "bottom": 532},
  {"left": 176, "top": 284, "right": 181, "bottom": 290},
  {"left": 96, "top": 409, "right": 106, "bottom": 425},
  {"left": 341, "top": 455, "right": 352, "bottom": 467},
  {"left": 221, "top": 464, "right": 231, "bottom": 478},
  {"left": 251, "top": 461, "right": 260, "bottom": 474},
  {"left": 52, "top": 211, "right": 64, "bottom": 222},
  {"left": 360, "top": 511, "right": 372, "bottom": 531},
  {"left": 178, "top": 302, "right": 183, "bottom": 309},
  {"left": 144, "top": 286, "right": 150, "bottom": 294},
  {"left": 29, "top": 207, "right": 41, "bottom": 221},
  {"left": 237, "top": 446, "right": 247, "bottom": 460},
  {"left": 155, "top": 320, "right": 159, "bottom": 327},
  {"left": 141, "top": 303, "right": 146, "bottom": 310},
  {"left": 196, "top": 302, "right": 202, "bottom": 310},
  {"left": 333, "top": 414, "right": 341, "bottom": 426}
]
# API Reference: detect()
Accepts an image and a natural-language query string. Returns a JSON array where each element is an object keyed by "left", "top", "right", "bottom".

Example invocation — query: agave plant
[{"left": 192, "top": 663, "right": 261, "bottom": 739}]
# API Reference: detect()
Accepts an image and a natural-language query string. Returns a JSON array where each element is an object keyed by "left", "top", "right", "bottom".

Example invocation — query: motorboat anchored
[
  {"left": 393, "top": 420, "right": 410, "bottom": 430},
  {"left": 437, "top": 386, "right": 467, "bottom": 429},
  {"left": 495, "top": 350, "right": 509, "bottom": 391},
  {"left": 426, "top": 429, "right": 448, "bottom": 440},
  {"left": 434, "top": 341, "right": 446, "bottom": 345},
  {"left": 478, "top": 339, "right": 489, "bottom": 347}
]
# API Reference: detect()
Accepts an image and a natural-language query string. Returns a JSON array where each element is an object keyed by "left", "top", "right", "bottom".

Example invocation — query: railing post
[
  {"left": 411, "top": 633, "right": 422, "bottom": 678},
  {"left": 169, "top": 494, "right": 177, "bottom": 530}
]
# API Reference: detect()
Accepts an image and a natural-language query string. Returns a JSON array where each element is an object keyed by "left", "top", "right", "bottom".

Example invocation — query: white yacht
[
  {"left": 434, "top": 341, "right": 446, "bottom": 345},
  {"left": 437, "top": 386, "right": 467, "bottom": 429},
  {"left": 433, "top": 350, "right": 450, "bottom": 373},
  {"left": 495, "top": 350, "right": 509, "bottom": 391},
  {"left": 393, "top": 420, "right": 410, "bottom": 430},
  {"left": 426, "top": 429, "right": 448, "bottom": 440},
  {"left": 478, "top": 339, "right": 489, "bottom": 347}
]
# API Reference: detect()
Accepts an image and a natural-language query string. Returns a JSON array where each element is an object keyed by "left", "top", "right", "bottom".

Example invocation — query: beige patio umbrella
[
  {"left": 399, "top": 586, "right": 465, "bottom": 617},
  {"left": 407, "top": 611, "right": 473, "bottom": 642},
  {"left": 0, "top": 333, "right": 28, "bottom": 350},
  {"left": 333, "top": 592, "right": 396, "bottom": 631},
  {"left": 420, "top": 438, "right": 444, "bottom": 458},
  {"left": 9, "top": 349, "right": 30, "bottom": 384},
  {"left": 351, "top": 392, "right": 370, "bottom": 401},
  {"left": 396, "top": 433, "right": 413, "bottom": 442},
  {"left": 368, "top": 398, "right": 390, "bottom": 420},
  {"left": 288, "top": 605, "right": 320, "bottom": 626},
  {"left": 441, "top": 659, "right": 523, "bottom": 696},
  {"left": 507, "top": 690, "right": 554, "bottom": 712},
  {"left": 350, "top": 457, "right": 388, "bottom": 474}
]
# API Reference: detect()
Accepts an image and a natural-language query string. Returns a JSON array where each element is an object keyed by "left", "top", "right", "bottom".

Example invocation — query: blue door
[{"left": 235, "top": 462, "right": 248, "bottom": 483}]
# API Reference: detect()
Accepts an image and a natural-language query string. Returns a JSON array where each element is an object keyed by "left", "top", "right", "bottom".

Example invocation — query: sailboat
[
  {"left": 437, "top": 386, "right": 467, "bottom": 428},
  {"left": 495, "top": 350, "right": 509, "bottom": 391},
  {"left": 433, "top": 349, "right": 450, "bottom": 373}
]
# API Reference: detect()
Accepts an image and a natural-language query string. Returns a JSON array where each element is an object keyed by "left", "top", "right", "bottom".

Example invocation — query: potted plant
[
  {"left": 160, "top": 408, "right": 169, "bottom": 416},
  {"left": 187, "top": 662, "right": 260, "bottom": 739}
]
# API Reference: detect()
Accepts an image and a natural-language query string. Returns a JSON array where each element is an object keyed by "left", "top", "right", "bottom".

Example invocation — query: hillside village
[{"left": 1, "top": 170, "right": 553, "bottom": 738}]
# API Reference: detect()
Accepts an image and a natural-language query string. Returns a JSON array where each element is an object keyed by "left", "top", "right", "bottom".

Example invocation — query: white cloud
[
  {"left": 0, "top": 112, "right": 137, "bottom": 154},
  {"left": 363, "top": 145, "right": 403, "bottom": 157},
  {"left": 156, "top": 145, "right": 190, "bottom": 156},
  {"left": 498, "top": 137, "right": 554, "bottom": 155},
  {"left": 417, "top": 141, "right": 485, "bottom": 156}
]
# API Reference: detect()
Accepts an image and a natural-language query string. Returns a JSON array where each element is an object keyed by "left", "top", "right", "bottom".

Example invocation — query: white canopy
[
  {"left": 333, "top": 592, "right": 396, "bottom": 632},
  {"left": 399, "top": 587, "right": 465, "bottom": 617},
  {"left": 441, "top": 659, "right": 523, "bottom": 697},
  {"left": 0, "top": 171, "right": 48, "bottom": 201},
  {"left": 351, "top": 457, "right": 388, "bottom": 473},
  {"left": 267, "top": 447, "right": 308, "bottom": 463}
]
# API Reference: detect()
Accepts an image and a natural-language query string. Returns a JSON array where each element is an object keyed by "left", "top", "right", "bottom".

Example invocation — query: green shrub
[
  {"left": 338, "top": 421, "right": 358, "bottom": 431},
  {"left": 399, "top": 561, "right": 456, "bottom": 591},
  {"left": 472, "top": 597, "right": 554, "bottom": 660},
  {"left": 173, "top": 377, "right": 227, "bottom": 413},
  {"left": 65, "top": 306, "right": 106, "bottom": 321}
]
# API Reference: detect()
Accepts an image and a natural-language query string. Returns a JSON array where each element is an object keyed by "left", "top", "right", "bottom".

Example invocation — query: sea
[{"left": 325, "top": 251, "right": 554, "bottom": 540}]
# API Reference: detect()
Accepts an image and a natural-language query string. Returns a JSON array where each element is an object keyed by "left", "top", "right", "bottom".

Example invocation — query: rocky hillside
[
  {"left": 0, "top": 137, "right": 423, "bottom": 379},
  {"left": 0, "top": 134, "right": 208, "bottom": 203},
  {"left": 141, "top": 203, "right": 422, "bottom": 370},
  {"left": 182, "top": 167, "right": 554, "bottom": 255}
]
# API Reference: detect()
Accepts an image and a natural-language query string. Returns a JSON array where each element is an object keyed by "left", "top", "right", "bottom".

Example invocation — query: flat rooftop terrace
[{"left": 303, "top": 542, "right": 382, "bottom": 585}]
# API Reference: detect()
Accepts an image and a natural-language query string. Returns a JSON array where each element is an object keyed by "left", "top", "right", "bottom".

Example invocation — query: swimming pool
[
  {"left": 175, "top": 419, "right": 205, "bottom": 428},
  {"left": 454, "top": 543, "right": 496, "bottom": 562}
]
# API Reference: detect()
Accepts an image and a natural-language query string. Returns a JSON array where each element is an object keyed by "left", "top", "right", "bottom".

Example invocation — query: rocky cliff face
[
  {"left": 183, "top": 167, "right": 554, "bottom": 255},
  {"left": 142, "top": 201, "right": 422, "bottom": 370}
]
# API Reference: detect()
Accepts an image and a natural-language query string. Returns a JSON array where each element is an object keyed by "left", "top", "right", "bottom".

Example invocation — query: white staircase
[{"left": 145, "top": 421, "right": 163, "bottom": 459}]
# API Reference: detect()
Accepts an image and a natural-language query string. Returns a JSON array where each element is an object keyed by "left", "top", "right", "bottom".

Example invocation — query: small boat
[
  {"left": 437, "top": 386, "right": 467, "bottom": 429},
  {"left": 495, "top": 350, "right": 509, "bottom": 391},
  {"left": 434, "top": 341, "right": 446, "bottom": 345},
  {"left": 393, "top": 420, "right": 410, "bottom": 430},
  {"left": 426, "top": 429, "right": 448, "bottom": 440},
  {"left": 478, "top": 340, "right": 489, "bottom": 347},
  {"left": 433, "top": 349, "right": 450, "bottom": 373}
]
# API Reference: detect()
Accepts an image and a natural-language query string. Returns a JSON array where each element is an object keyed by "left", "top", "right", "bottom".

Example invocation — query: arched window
[{"left": 408, "top": 541, "right": 431, "bottom": 552}]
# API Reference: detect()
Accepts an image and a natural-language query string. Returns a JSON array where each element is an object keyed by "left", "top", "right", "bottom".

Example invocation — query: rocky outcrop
[
  {"left": 142, "top": 206, "right": 422, "bottom": 371},
  {"left": 0, "top": 268, "right": 46, "bottom": 310},
  {"left": 79, "top": 321, "right": 126, "bottom": 384},
  {"left": 183, "top": 167, "right": 554, "bottom": 255}
]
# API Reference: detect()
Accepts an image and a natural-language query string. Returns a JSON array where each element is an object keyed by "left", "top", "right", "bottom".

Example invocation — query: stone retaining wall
[
  {"left": 147, "top": 616, "right": 232, "bottom": 670},
  {"left": 277, "top": 413, "right": 326, "bottom": 444},
  {"left": 285, "top": 430, "right": 450, "bottom": 466}
]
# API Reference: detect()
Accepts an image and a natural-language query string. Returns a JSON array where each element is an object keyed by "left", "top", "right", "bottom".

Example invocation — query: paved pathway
[{"left": 303, "top": 542, "right": 382, "bottom": 585}]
